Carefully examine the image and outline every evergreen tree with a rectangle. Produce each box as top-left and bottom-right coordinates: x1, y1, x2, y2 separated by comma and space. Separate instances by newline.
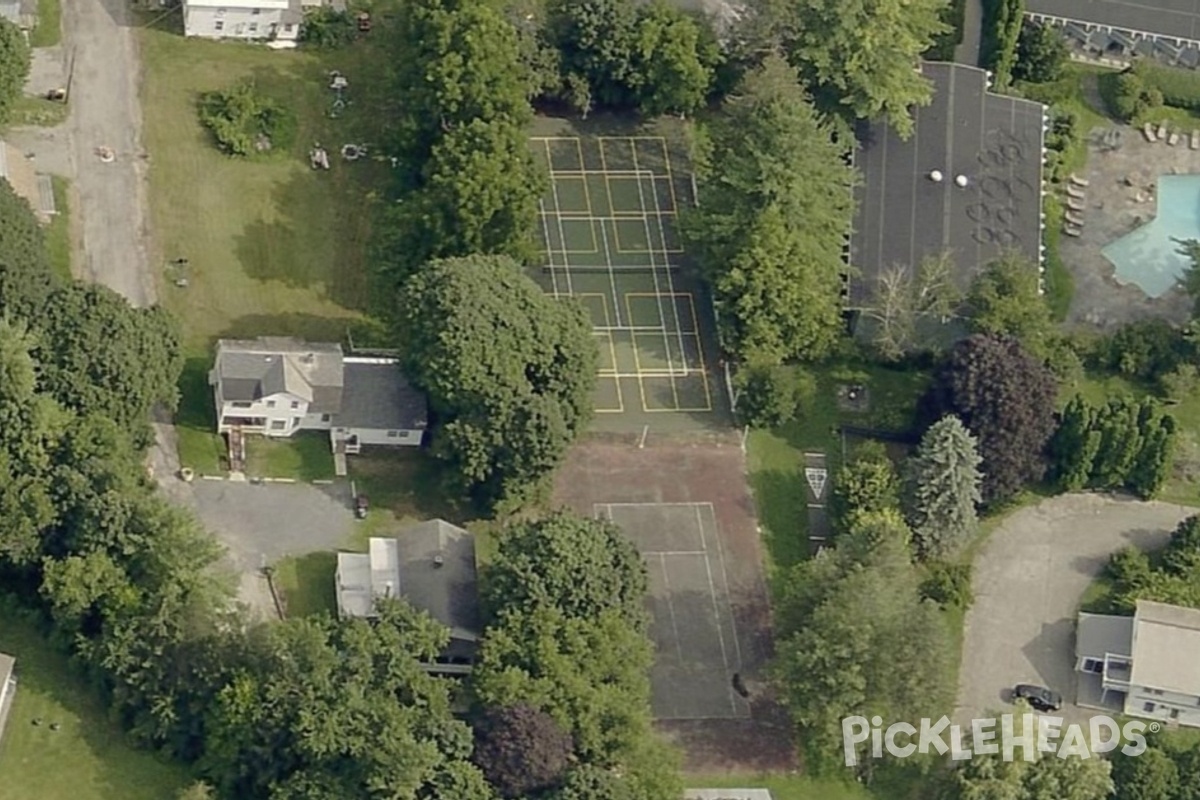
1048, 395, 1102, 491
1091, 397, 1146, 489
904, 415, 983, 560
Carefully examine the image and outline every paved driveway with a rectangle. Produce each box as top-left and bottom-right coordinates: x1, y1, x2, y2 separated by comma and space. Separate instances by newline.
956, 493, 1194, 726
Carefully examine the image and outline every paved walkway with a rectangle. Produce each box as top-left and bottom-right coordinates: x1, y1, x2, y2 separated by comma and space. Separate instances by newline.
63, 0, 155, 306
956, 494, 1194, 727
954, 0, 984, 67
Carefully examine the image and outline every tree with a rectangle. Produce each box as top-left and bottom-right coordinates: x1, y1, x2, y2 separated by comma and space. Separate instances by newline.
863, 252, 959, 361
394, 256, 595, 510
483, 511, 647, 627
0, 178, 58, 320
473, 704, 573, 798
1112, 745, 1179, 800
626, 1, 715, 116
734, 364, 812, 428
981, 0, 1024, 89
1178, 239, 1200, 318
34, 284, 183, 440
1013, 20, 1067, 84
966, 254, 1054, 356
764, 0, 948, 137
773, 534, 951, 767
1048, 395, 1103, 491
377, 0, 543, 283
923, 334, 1058, 503
0, 18, 29, 125
681, 55, 854, 363
197, 82, 296, 157
1022, 752, 1113, 800
904, 415, 982, 560
829, 441, 901, 536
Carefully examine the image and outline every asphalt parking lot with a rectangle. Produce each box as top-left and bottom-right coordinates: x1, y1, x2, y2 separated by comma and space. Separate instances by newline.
956, 493, 1193, 726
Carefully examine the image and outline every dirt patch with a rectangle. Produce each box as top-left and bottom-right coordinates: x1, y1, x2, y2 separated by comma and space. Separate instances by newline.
553, 435, 798, 773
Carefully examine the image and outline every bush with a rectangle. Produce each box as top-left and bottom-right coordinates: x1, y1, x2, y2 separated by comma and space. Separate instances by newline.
1135, 60, 1200, 112
980, 0, 1023, 88
735, 365, 813, 428
197, 81, 296, 157
925, 0, 967, 61
1092, 319, 1185, 382
1110, 69, 1164, 121
299, 7, 356, 49
1161, 363, 1200, 403
920, 561, 974, 610
1013, 20, 1067, 84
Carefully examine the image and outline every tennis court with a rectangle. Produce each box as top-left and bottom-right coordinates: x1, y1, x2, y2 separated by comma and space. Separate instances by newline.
596, 501, 750, 720
532, 135, 726, 424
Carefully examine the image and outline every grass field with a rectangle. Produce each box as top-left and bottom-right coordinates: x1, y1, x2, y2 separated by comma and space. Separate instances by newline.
46, 176, 71, 281
8, 95, 69, 127
273, 551, 338, 617
244, 432, 336, 480
29, 0, 61, 47
688, 773, 873, 800
0, 601, 192, 799
139, 29, 387, 354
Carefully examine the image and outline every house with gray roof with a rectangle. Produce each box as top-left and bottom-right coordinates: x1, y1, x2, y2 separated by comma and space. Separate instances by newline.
335, 520, 481, 672
209, 337, 427, 455
1076, 600, 1200, 727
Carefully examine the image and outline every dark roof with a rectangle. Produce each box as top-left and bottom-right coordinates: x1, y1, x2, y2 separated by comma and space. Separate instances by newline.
848, 62, 1045, 310
397, 520, 480, 639
1028, 0, 1200, 43
215, 338, 344, 412
337, 360, 428, 431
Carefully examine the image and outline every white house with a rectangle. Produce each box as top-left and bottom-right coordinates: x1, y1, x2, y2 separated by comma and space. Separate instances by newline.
336, 521, 481, 672
0, 652, 15, 743
182, 0, 302, 40
1076, 600, 1200, 728
209, 337, 427, 454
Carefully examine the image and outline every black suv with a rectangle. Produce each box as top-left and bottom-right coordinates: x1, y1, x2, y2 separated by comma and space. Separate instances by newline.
1012, 684, 1063, 712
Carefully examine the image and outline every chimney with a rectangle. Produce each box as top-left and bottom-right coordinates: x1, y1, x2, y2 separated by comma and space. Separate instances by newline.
955, 174, 969, 188
928, 169, 944, 182
433, 554, 445, 568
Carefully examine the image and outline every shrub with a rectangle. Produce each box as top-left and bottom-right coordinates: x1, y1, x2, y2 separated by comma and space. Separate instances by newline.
197, 81, 297, 157
1093, 319, 1184, 382
1135, 60, 1200, 112
925, 0, 967, 61
735, 364, 812, 428
920, 561, 974, 610
299, 7, 356, 49
1109, 68, 1164, 121
1161, 363, 1200, 403
980, 0, 1023, 88
1013, 20, 1067, 84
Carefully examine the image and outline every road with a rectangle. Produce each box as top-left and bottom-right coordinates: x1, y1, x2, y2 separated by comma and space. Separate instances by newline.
63, 0, 156, 306
955, 493, 1194, 727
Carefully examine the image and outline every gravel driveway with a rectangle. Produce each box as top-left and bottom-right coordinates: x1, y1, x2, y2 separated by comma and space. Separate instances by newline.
956, 493, 1194, 726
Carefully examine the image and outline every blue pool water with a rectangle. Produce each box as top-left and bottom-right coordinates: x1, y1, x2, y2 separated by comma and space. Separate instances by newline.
1102, 174, 1200, 298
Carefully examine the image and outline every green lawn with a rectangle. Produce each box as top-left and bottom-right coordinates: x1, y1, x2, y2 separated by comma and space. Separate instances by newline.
273, 551, 338, 618
46, 176, 71, 281
29, 0, 61, 47
746, 361, 930, 571
139, 30, 388, 353
7, 96, 68, 127
174, 356, 224, 474
244, 432, 336, 481
346, 450, 468, 545
0, 600, 192, 799
688, 773, 873, 800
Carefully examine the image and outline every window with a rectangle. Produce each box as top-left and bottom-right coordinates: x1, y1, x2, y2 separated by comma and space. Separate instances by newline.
266, 400, 276, 408
321, 413, 331, 422
291, 400, 300, 409
248, 22, 258, 33
386, 430, 400, 438
270, 420, 286, 430
215, 7, 226, 15
250, 6, 260, 13
1172, 709, 1181, 720
1149, 689, 1165, 696
283, 22, 293, 32
214, 20, 224, 31
1144, 702, 1157, 713
1083, 658, 1103, 674
231, 400, 251, 409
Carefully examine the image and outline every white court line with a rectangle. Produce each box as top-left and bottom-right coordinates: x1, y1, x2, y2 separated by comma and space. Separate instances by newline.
698, 518, 739, 716
640, 550, 709, 557
658, 553, 686, 663
698, 503, 745, 680
597, 501, 718, 509
637, 148, 688, 371
547, 167, 576, 296
538, 198, 560, 297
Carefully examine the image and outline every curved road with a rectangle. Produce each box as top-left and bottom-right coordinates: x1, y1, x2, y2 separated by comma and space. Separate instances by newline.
955, 493, 1195, 727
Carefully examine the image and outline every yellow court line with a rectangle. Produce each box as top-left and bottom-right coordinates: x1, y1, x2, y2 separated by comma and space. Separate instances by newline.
573, 137, 585, 176
598, 141, 617, 223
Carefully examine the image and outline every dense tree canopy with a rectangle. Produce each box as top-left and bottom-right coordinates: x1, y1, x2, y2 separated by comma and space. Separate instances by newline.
482, 511, 647, 625
773, 533, 951, 767
474, 513, 680, 800
545, 0, 718, 116
966, 255, 1054, 356
682, 55, 854, 363
34, 283, 183, 440
0, 179, 58, 319
394, 255, 595, 510
757, 0, 948, 137
923, 334, 1058, 503
829, 441, 901, 537
377, 0, 543, 282
472, 704, 573, 799
940, 732, 1114, 800
904, 415, 982, 560
0, 18, 29, 125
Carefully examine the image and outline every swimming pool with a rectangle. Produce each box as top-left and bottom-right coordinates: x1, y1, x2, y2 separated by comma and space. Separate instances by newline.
1102, 174, 1200, 298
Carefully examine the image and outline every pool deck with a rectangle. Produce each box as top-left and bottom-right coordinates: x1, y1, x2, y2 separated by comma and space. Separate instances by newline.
1059, 125, 1192, 330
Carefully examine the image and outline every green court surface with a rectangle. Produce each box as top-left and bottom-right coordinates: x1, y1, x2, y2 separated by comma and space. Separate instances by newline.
531, 135, 731, 430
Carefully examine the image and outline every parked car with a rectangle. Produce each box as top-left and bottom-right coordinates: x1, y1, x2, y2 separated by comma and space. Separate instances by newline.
1012, 684, 1063, 712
